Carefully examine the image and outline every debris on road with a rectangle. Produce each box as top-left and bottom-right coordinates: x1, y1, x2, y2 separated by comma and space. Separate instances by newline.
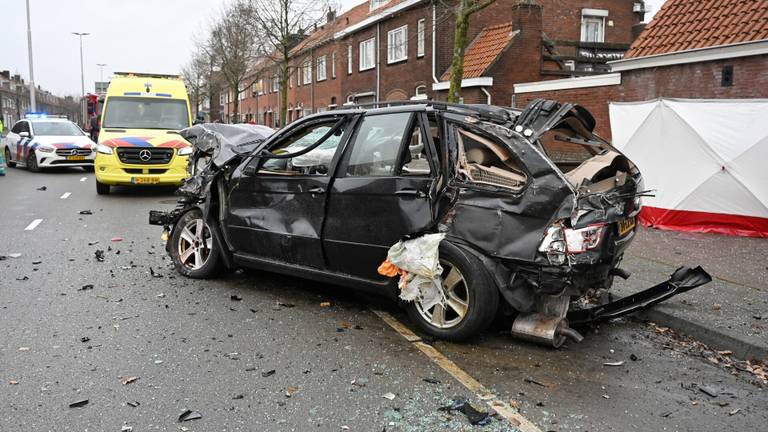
121, 425, 133, 432
261, 370, 275, 378
423, 377, 441, 384
730, 408, 741, 416
94, 250, 105, 262
80, 337, 90, 343
439, 398, 492, 426
630, 354, 639, 361
9, 380, 19, 385
111, 236, 123, 242
320, 301, 331, 307
382, 392, 396, 400
79, 284, 94, 291
68, 399, 89, 408
524, 377, 552, 388
230, 294, 242, 301
126, 401, 140, 408
178, 409, 202, 422
603, 361, 625, 367
36, 186, 47, 191
285, 386, 299, 398
121, 376, 139, 385
79, 210, 93, 215
8, 253, 22, 258
15, 276, 28, 281
699, 386, 718, 398
32, 260, 41, 265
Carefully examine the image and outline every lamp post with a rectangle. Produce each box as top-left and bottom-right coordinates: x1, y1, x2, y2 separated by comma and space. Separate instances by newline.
96, 63, 107, 82
25, 0, 36, 111
72, 32, 90, 96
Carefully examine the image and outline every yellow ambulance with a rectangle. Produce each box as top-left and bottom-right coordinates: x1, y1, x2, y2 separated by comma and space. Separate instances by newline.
94, 72, 193, 194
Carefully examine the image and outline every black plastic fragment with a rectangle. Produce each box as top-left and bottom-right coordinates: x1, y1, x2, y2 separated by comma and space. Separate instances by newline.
94, 250, 105, 262
439, 398, 491, 426
231, 295, 242, 301
261, 370, 276, 378
79, 284, 94, 291
178, 409, 202, 422
79, 210, 93, 215
36, 186, 47, 191
69, 399, 89, 408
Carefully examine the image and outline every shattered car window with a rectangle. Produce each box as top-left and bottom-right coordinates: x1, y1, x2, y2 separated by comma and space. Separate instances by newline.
260, 120, 346, 176
455, 127, 527, 191
346, 112, 411, 177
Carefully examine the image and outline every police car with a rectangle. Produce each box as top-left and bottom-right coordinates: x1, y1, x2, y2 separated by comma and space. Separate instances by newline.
2, 114, 96, 172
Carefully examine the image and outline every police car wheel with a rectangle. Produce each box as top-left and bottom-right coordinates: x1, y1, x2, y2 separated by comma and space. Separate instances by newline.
27, 151, 40, 172
4, 148, 15, 168
83, 166, 94, 172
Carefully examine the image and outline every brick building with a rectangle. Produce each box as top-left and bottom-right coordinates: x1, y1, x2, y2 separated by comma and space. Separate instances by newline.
0, 70, 80, 128
514, 0, 768, 138
227, 0, 646, 124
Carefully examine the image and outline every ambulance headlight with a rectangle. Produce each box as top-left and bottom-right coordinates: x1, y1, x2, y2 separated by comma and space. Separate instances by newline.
177, 146, 193, 156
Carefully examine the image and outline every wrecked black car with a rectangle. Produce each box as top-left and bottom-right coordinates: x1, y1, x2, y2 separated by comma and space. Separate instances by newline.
151, 100, 710, 346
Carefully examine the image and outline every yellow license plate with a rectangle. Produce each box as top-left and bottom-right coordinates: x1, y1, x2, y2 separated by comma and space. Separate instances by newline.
132, 176, 160, 185
66, 155, 85, 160
618, 217, 636, 237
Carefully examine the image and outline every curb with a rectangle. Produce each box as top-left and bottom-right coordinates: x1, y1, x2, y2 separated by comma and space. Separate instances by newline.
633, 306, 768, 361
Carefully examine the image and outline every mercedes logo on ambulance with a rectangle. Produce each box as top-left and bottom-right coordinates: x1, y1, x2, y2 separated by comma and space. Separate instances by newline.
139, 149, 152, 162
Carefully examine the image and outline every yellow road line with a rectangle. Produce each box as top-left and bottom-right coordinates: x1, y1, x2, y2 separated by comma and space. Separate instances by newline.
372, 309, 542, 432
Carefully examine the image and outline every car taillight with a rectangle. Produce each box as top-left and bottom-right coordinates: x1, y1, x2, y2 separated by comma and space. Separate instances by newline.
539, 223, 606, 265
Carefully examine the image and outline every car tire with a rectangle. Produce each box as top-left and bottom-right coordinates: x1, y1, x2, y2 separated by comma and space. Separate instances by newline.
403, 241, 499, 341
5, 148, 16, 168
95, 180, 110, 195
169, 209, 222, 279
27, 150, 40, 172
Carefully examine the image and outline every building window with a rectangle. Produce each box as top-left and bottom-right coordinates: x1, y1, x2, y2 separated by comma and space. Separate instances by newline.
387, 25, 408, 64
411, 85, 427, 100
581, 9, 607, 43
359, 38, 375, 71
331, 52, 336, 78
370, 0, 389, 10
347, 45, 353, 74
272, 75, 279, 92
417, 19, 425, 57
722, 65, 734, 87
317, 55, 327, 81
259, 79, 265, 95
302, 60, 312, 84
220, 94, 225, 105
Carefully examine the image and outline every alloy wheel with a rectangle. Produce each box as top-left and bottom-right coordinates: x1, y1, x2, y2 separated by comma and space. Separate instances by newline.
415, 260, 470, 329
177, 218, 214, 270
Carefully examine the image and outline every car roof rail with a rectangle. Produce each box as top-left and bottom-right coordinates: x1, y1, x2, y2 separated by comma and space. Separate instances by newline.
342, 100, 518, 124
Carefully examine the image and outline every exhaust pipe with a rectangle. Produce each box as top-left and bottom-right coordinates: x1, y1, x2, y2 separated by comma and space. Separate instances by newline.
511, 313, 584, 348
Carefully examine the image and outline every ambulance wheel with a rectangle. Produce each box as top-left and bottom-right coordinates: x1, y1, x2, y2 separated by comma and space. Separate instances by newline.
27, 151, 40, 172
4, 148, 15, 168
96, 180, 110, 195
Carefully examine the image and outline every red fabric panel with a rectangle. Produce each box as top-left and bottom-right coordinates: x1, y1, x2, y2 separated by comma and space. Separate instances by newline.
639, 206, 768, 238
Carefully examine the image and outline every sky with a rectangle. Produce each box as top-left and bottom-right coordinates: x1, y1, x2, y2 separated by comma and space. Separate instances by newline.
3, 0, 665, 98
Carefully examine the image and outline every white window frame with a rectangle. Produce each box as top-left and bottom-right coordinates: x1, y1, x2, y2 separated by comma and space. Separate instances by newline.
331, 52, 336, 78
387, 25, 408, 64
369, 0, 389, 11
259, 79, 265, 95
316, 55, 327, 81
417, 19, 426, 58
581, 16, 605, 43
347, 45, 353, 74
302, 60, 312, 85
272, 75, 279, 92
359, 37, 376, 71
219, 94, 225, 105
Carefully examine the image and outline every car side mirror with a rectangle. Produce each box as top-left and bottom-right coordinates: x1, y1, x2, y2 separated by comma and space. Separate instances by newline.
19, 131, 30, 138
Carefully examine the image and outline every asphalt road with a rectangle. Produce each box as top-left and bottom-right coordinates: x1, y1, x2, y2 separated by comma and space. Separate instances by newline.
1, 167, 766, 431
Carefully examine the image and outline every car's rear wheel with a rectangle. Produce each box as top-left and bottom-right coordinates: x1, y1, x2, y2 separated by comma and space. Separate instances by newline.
27, 150, 40, 172
95, 180, 110, 195
169, 209, 222, 278
404, 242, 499, 341
5, 148, 16, 168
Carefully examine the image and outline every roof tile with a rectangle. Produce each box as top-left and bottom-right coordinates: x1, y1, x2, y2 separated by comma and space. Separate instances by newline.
626, 0, 768, 58
440, 22, 517, 81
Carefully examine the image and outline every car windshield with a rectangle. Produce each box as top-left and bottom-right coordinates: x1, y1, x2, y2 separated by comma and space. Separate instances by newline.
102, 97, 189, 130
32, 121, 83, 136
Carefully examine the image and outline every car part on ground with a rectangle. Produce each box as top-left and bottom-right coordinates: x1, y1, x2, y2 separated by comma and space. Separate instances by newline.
149, 100, 711, 345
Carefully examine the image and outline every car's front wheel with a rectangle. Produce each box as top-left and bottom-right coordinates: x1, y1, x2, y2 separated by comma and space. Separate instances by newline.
27, 150, 40, 172
95, 180, 110, 195
169, 209, 222, 278
404, 242, 499, 341
5, 148, 16, 168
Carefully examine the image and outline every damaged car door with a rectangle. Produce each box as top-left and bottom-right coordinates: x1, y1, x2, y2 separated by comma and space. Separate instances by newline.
323, 111, 439, 280
225, 116, 352, 267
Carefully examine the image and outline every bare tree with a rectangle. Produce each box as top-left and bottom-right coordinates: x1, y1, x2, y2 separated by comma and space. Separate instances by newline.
181, 50, 209, 119
207, 0, 261, 122
249, 0, 328, 127
447, 0, 496, 103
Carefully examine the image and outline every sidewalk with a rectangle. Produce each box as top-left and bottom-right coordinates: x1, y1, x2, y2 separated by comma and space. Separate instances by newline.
613, 226, 768, 360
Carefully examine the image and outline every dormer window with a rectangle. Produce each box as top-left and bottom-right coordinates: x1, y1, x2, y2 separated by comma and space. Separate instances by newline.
370, 0, 389, 11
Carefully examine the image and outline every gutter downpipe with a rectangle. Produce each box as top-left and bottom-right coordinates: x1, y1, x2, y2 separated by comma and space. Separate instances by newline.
432, 4, 438, 84
376, 23, 381, 104
481, 87, 491, 105
311, 48, 315, 112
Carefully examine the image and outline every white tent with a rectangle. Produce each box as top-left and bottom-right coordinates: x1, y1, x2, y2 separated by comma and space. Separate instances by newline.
609, 98, 768, 238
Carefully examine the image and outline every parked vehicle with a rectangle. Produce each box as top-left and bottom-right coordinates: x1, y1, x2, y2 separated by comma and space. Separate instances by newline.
150, 100, 711, 345
2, 115, 96, 171
94, 72, 193, 195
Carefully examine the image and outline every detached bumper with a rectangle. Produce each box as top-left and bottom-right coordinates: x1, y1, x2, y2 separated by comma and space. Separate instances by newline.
94, 152, 188, 186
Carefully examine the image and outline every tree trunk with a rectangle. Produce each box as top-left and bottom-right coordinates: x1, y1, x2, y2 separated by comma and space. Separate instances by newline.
232, 84, 240, 123
448, 6, 470, 103
280, 72, 288, 128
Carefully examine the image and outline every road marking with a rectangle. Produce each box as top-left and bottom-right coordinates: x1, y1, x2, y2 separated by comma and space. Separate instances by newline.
24, 219, 43, 231
80, 177, 87, 182
60, 192, 71, 199
372, 309, 542, 432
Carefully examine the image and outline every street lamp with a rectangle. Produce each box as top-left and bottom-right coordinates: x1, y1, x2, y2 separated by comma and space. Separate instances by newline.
96, 63, 107, 82
25, 0, 36, 111
72, 32, 90, 96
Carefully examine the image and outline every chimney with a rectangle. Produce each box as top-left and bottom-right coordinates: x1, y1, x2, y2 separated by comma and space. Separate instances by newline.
327, 7, 336, 23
